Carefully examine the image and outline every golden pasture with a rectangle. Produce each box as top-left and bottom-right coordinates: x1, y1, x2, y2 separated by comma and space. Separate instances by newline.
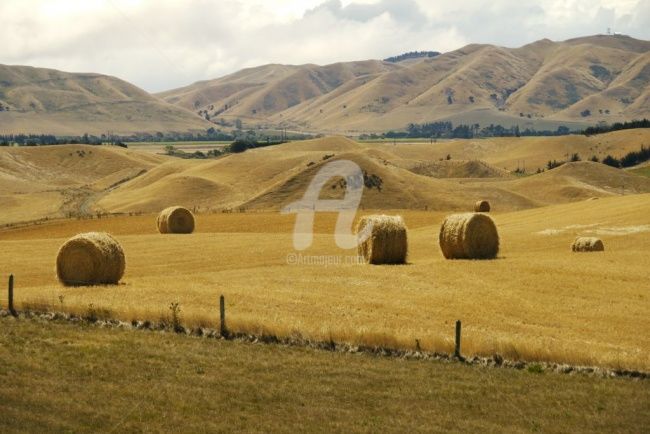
1, 194, 648, 370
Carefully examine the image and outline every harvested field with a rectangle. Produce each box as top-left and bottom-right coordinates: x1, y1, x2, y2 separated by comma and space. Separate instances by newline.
1, 194, 648, 370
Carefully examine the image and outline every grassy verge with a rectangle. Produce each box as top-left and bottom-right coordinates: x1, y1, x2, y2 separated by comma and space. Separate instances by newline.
0, 317, 648, 433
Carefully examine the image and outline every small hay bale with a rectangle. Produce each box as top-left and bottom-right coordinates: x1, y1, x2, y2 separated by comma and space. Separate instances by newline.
356, 215, 408, 264
157, 206, 195, 234
56, 232, 125, 286
572, 237, 604, 252
474, 200, 491, 212
439, 213, 499, 259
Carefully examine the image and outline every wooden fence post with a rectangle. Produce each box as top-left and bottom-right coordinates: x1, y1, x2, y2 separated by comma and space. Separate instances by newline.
219, 295, 227, 337
454, 320, 461, 359
8, 274, 17, 317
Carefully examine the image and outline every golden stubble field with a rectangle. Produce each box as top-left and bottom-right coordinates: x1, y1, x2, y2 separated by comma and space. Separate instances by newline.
1, 194, 648, 370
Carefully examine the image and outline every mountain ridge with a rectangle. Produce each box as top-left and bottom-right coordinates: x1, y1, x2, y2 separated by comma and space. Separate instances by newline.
1, 34, 648, 135
159, 34, 650, 134
0, 64, 212, 135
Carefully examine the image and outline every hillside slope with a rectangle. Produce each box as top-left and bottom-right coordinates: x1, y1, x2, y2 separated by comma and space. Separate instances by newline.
382, 128, 650, 173
96, 134, 650, 214
0, 144, 163, 224
2, 132, 650, 225
0, 65, 212, 135
159, 35, 650, 133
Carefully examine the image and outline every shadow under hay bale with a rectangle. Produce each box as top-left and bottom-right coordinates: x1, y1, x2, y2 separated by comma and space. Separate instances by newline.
56, 232, 125, 286
157, 206, 195, 234
357, 215, 408, 264
572, 237, 604, 252
439, 213, 499, 259
474, 200, 491, 212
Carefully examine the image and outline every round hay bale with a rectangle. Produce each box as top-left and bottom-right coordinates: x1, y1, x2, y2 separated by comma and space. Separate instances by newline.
474, 200, 491, 212
157, 206, 195, 234
439, 213, 499, 259
572, 237, 604, 252
56, 232, 125, 286
356, 215, 408, 264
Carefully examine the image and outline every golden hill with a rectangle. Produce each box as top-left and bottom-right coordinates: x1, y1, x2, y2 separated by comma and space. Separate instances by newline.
157, 61, 399, 121
407, 160, 512, 179
382, 128, 650, 172
0, 144, 162, 224
159, 35, 650, 133
0, 64, 212, 135
501, 161, 650, 203
2, 131, 649, 225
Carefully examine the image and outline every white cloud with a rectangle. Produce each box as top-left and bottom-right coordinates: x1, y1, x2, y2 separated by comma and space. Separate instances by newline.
0, 0, 648, 92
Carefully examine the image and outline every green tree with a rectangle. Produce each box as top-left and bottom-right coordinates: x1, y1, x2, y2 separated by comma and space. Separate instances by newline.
602, 155, 620, 168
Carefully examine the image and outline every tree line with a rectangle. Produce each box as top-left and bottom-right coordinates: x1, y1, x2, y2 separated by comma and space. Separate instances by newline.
361, 122, 573, 139
383, 51, 440, 63
582, 119, 650, 136
540, 145, 650, 172
599, 145, 650, 169
0, 134, 125, 147
0, 127, 311, 147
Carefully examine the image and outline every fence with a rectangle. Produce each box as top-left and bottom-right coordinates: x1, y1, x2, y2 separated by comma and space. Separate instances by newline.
3, 274, 465, 358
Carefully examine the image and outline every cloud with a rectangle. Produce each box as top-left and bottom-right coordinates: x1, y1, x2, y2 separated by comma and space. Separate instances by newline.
306, 0, 427, 26
0, 0, 648, 92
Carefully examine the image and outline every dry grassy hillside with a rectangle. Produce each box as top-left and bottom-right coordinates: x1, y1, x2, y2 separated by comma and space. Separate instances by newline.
159, 35, 650, 133
87, 136, 591, 213
384, 128, 650, 172
157, 61, 398, 121
2, 132, 650, 224
0, 64, 212, 135
499, 161, 650, 203
406, 160, 512, 179
0, 144, 163, 224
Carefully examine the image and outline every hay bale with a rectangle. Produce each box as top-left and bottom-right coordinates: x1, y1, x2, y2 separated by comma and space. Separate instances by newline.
356, 215, 408, 264
572, 237, 604, 252
439, 213, 499, 259
157, 206, 195, 234
56, 232, 125, 286
474, 200, 491, 212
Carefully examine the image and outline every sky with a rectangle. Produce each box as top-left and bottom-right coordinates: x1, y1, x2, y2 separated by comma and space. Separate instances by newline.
1, 0, 649, 92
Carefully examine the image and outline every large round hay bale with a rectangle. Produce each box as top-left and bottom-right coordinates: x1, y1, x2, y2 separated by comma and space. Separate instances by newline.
474, 200, 491, 212
157, 206, 195, 234
572, 237, 604, 252
56, 232, 125, 286
356, 215, 408, 264
439, 213, 499, 259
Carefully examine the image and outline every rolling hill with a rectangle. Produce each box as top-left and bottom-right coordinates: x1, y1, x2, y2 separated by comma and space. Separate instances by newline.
2, 130, 650, 225
159, 35, 650, 134
0, 144, 163, 223
0, 65, 212, 135
1, 34, 647, 136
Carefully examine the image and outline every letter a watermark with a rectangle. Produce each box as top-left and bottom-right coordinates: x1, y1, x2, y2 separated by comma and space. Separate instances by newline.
282, 160, 372, 251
